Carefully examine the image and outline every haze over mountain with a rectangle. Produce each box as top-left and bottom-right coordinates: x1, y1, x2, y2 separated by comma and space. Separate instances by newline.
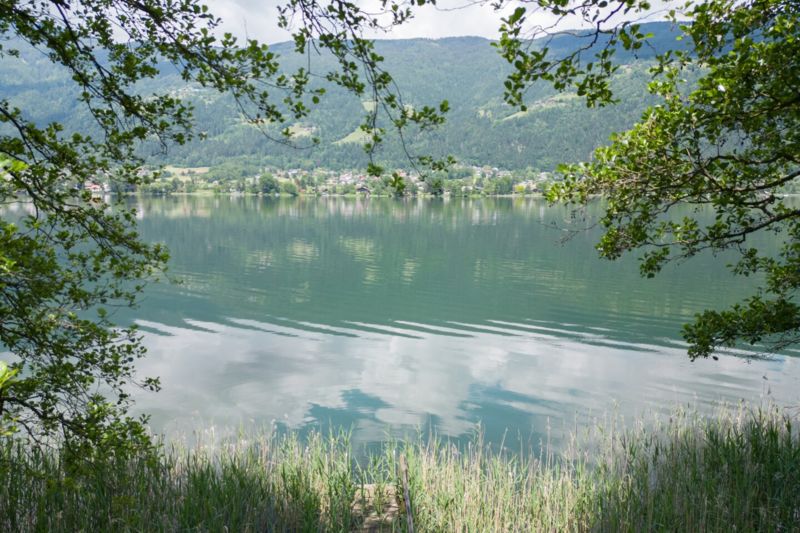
1, 22, 688, 171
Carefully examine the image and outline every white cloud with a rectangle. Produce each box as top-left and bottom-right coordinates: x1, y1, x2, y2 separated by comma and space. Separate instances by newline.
207, 0, 290, 43
207, 0, 509, 44
206, 0, 678, 44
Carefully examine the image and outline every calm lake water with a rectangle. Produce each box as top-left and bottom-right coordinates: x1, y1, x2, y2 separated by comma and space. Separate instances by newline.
127, 196, 800, 449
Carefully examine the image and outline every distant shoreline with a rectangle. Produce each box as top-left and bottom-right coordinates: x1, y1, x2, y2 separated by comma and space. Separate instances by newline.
131, 191, 549, 199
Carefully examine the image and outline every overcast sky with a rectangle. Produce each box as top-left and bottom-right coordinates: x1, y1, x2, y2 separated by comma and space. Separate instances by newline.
209, 0, 510, 43
209, 0, 675, 45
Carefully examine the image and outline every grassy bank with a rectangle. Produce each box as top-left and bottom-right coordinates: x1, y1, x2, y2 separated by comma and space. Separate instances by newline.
2, 404, 799, 532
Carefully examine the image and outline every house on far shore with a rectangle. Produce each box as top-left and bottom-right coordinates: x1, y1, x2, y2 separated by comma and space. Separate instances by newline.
84, 181, 105, 194
355, 184, 371, 195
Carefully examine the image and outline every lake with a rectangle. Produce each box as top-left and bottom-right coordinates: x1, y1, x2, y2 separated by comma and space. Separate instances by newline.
127, 195, 800, 449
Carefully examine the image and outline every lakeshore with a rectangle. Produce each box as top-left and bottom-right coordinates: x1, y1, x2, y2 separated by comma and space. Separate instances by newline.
3, 402, 798, 531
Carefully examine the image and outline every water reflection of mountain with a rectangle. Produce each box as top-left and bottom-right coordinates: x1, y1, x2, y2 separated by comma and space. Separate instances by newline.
131, 196, 758, 346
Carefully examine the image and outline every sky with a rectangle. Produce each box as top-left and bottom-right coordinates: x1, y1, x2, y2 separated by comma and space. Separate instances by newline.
209, 0, 676, 45
210, 0, 515, 44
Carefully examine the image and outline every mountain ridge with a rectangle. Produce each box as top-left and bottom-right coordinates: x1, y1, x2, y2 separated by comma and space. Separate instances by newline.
0, 22, 688, 171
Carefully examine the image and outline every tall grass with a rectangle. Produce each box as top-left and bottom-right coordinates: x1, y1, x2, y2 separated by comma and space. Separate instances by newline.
1, 403, 799, 532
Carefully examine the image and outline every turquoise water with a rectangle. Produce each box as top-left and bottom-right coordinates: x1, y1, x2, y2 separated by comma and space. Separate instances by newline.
128, 196, 800, 448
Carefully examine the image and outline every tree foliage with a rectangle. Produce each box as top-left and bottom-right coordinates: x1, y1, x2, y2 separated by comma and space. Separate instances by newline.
260, 174, 280, 194
549, 0, 800, 357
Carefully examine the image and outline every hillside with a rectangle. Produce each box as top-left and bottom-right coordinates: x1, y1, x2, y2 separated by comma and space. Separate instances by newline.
0, 22, 688, 171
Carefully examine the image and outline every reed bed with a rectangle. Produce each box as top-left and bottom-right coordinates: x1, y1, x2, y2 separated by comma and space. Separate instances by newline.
1, 403, 799, 532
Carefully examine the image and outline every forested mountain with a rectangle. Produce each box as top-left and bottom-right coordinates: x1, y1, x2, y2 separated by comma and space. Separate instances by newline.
1, 22, 688, 171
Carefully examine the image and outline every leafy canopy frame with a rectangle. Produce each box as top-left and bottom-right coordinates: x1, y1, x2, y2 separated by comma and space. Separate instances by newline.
1, 0, 797, 453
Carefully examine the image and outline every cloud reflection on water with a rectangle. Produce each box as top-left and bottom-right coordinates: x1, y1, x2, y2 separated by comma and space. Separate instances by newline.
134, 316, 800, 447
